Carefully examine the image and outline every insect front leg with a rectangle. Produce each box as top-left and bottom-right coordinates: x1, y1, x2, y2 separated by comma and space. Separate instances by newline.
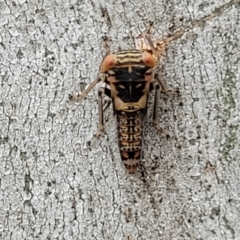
69, 77, 102, 101
69, 39, 111, 102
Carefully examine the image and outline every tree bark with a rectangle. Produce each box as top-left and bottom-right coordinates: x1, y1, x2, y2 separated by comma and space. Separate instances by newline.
0, 0, 240, 239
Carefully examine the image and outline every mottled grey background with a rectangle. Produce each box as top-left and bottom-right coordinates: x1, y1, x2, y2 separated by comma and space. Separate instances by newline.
0, 0, 240, 239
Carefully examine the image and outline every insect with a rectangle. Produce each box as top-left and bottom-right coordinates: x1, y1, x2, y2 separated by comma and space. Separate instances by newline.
69, 24, 176, 174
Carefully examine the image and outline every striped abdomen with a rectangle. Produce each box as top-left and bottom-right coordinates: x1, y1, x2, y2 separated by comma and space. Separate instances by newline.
117, 110, 143, 174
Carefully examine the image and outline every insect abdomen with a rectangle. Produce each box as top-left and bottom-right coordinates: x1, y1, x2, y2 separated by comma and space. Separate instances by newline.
117, 110, 143, 174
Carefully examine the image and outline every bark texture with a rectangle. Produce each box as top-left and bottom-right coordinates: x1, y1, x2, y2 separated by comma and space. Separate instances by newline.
0, 0, 240, 239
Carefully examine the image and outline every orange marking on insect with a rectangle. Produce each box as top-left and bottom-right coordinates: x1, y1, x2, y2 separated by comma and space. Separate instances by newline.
134, 151, 140, 158
142, 51, 158, 68
100, 54, 116, 72
122, 151, 129, 158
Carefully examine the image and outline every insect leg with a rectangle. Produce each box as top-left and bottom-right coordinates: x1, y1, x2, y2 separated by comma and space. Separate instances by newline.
151, 81, 170, 136
155, 73, 179, 95
143, 30, 159, 59
69, 36, 113, 102
96, 87, 111, 136
151, 82, 163, 130
87, 86, 111, 144
84, 86, 111, 146
135, 23, 173, 62
69, 77, 102, 101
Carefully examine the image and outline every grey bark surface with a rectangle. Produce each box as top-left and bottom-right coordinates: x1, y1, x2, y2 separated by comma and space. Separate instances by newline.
0, 0, 240, 239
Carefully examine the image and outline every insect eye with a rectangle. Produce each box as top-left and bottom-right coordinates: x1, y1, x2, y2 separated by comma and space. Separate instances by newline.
100, 54, 117, 72
142, 51, 158, 67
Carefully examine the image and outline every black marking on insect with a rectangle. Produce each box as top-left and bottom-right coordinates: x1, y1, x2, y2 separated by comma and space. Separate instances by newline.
69, 25, 177, 174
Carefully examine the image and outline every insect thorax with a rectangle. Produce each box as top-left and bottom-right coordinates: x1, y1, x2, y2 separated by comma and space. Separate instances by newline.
104, 49, 155, 113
